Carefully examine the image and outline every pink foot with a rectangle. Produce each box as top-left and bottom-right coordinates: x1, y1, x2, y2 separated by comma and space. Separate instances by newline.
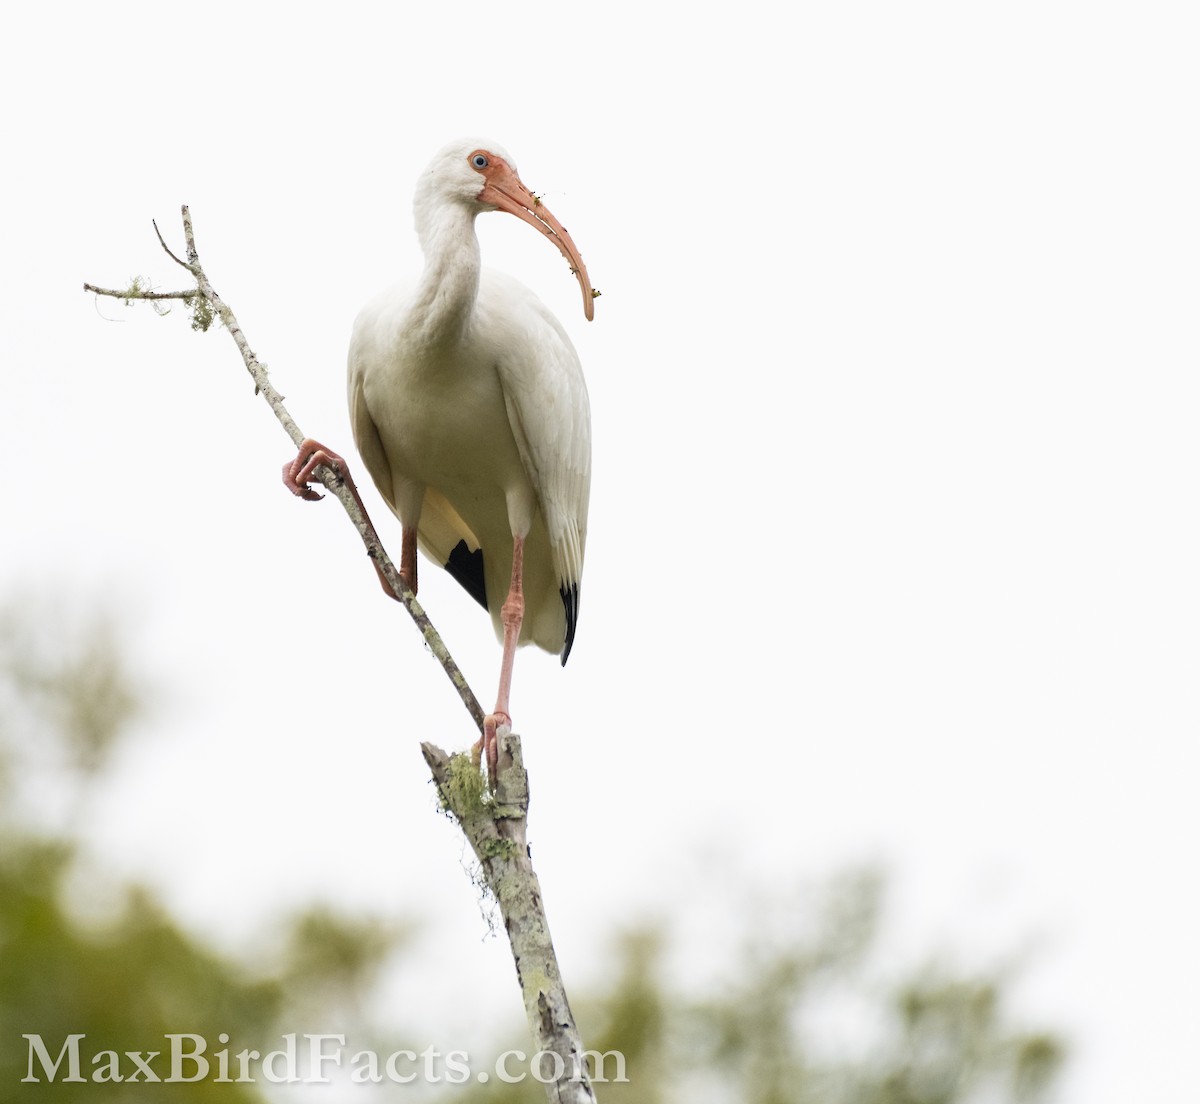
282, 438, 347, 501
479, 711, 512, 787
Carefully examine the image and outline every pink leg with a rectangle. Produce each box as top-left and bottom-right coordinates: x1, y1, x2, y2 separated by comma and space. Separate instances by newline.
478, 535, 525, 784
282, 438, 416, 597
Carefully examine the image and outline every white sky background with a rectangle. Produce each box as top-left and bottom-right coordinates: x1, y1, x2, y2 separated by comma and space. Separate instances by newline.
2, 1, 1198, 1100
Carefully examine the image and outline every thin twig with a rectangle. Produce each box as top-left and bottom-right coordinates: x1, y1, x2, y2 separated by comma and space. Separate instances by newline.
82, 284, 196, 301
153, 217, 191, 271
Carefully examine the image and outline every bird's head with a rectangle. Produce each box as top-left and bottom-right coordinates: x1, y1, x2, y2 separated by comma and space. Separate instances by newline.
417, 138, 597, 322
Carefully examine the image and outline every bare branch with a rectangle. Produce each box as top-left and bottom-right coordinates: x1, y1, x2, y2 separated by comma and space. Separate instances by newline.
424, 736, 596, 1104
82, 283, 196, 302
183, 205, 484, 727
84, 207, 484, 730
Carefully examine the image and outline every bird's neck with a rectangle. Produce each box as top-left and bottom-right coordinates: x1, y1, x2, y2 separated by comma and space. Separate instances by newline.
410, 201, 481, 345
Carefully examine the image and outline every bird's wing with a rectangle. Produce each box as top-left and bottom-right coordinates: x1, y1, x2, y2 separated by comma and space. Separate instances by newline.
350, 319, 492, 607
350, 360, 487, 606
348, 370, 397, 512
483, 273, 592, 599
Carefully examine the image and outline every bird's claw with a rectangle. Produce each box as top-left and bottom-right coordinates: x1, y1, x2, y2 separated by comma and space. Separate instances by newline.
283, 438, 345, 501
477, 712, 513, 789
282, 461, 324, 501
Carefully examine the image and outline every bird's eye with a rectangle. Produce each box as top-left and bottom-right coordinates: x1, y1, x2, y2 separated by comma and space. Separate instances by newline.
471, 153, 489, 170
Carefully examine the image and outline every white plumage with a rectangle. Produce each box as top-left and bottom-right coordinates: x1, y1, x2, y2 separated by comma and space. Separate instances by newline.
288, 138, 595, 773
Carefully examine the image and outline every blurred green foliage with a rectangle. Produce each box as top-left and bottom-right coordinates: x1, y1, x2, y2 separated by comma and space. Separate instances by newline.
0, 600, 408, 1101
0, 597, 1066, 1103
462, 872, 1063, 1104
0, 841, 279, 1102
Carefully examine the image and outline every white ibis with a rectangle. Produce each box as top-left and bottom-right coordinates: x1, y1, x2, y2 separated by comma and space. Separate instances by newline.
284, 139, 595, 778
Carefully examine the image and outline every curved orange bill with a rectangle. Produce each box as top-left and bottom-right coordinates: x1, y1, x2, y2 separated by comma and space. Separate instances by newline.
479, 161, 596, 321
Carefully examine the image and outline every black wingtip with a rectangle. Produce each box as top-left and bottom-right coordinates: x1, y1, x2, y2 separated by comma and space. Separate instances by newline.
444, 540, 488, 611
559, 582, 579, 666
